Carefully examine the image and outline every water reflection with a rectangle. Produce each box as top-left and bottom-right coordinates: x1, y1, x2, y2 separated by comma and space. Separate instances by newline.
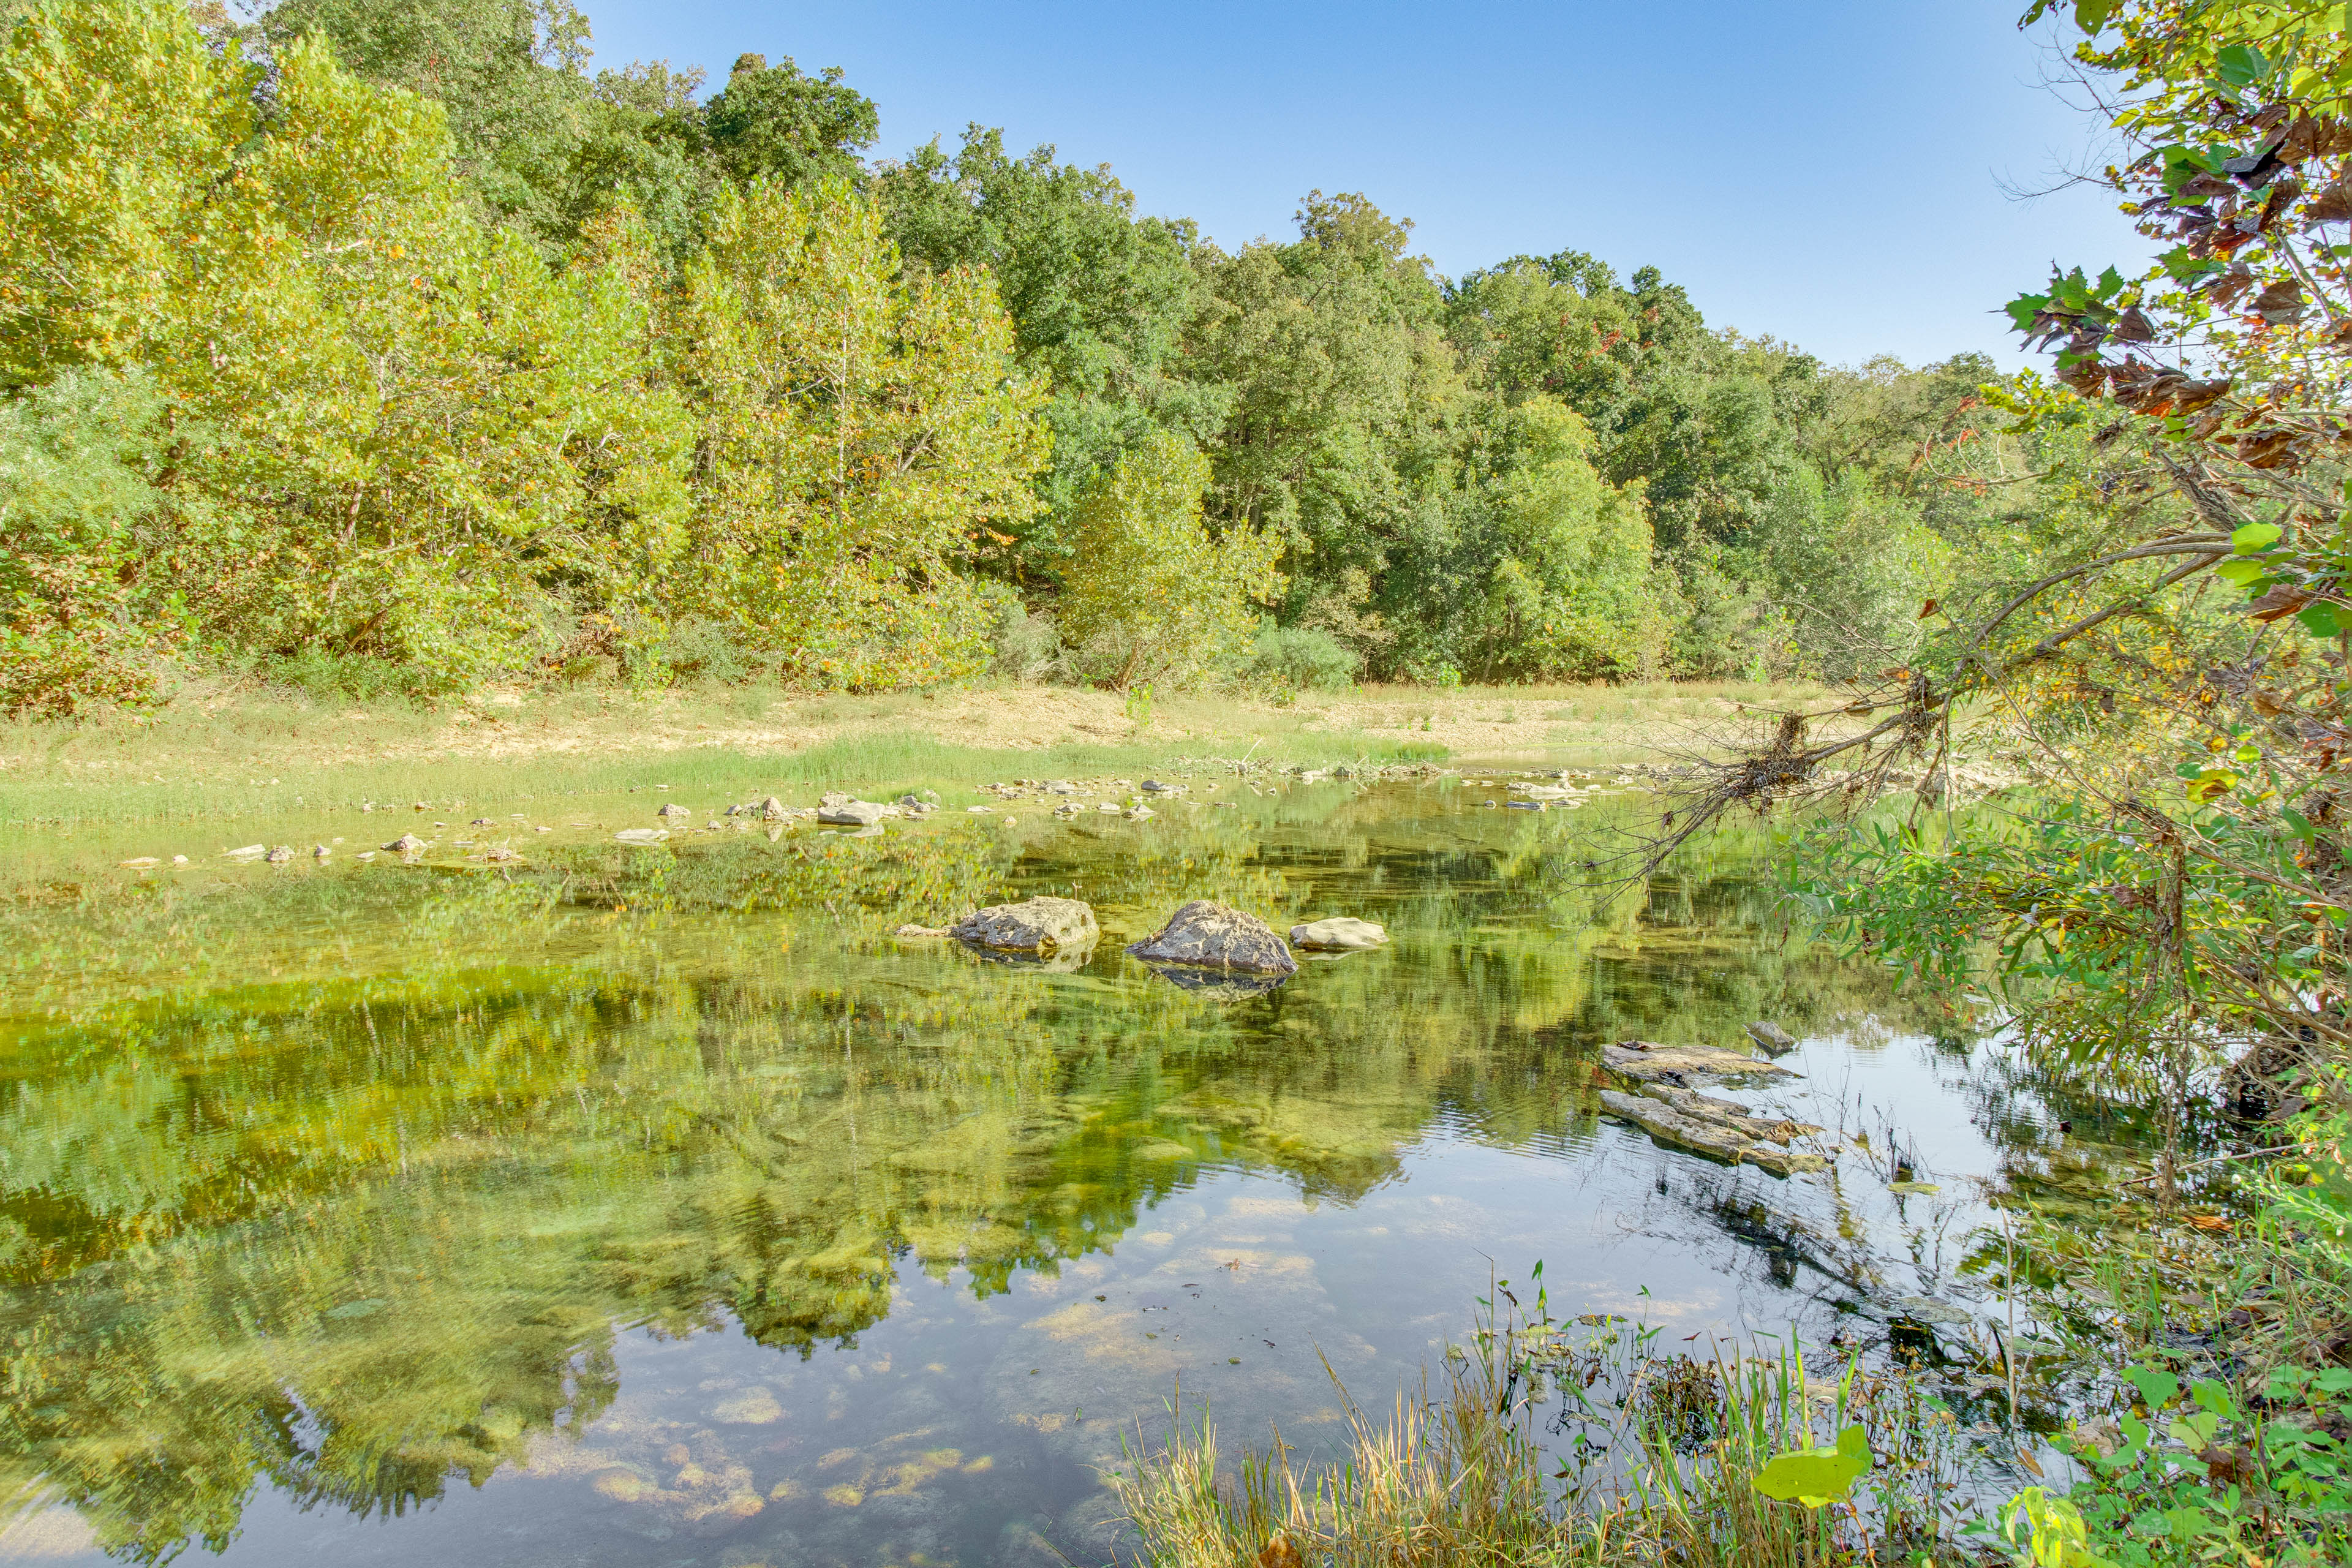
0, 782, 2029, 1566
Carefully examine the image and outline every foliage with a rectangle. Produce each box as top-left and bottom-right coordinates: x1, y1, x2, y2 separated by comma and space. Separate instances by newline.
878, 126, 1222, 579
0, 369, 190, 715
677, 175, 1047, 688
1059, 432, 1281, 687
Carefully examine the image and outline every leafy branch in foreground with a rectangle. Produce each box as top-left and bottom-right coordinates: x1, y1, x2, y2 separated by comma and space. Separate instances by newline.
1654, 0, 2352, 1131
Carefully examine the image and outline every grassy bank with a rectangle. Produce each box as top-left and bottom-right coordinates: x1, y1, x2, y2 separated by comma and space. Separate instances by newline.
0, 679, 1825, 867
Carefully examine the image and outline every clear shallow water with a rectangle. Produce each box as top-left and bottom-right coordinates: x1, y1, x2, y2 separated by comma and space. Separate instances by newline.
0, 778, 2091, 1567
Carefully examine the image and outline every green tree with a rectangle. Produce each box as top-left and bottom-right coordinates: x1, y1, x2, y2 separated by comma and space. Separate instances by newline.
261, 0, 594, 243
1059, 431, 1281, 686
676, 176, 1049, 689
878, 127, 1224, 582
702, 50, 878, 192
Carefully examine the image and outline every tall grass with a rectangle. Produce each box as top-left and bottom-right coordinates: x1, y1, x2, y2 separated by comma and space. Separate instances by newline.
1113, 1302, 1973, 1568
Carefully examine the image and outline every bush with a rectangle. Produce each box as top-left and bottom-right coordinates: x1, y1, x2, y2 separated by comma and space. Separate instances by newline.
1243, 622, 1357, 692
1060, 432, 1282, 688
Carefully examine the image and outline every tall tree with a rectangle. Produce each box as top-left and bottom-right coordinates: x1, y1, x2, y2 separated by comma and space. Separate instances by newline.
878, 127, 1221, 581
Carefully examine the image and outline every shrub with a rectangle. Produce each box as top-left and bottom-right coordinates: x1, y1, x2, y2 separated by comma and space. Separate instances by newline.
1243, 623, 1357, 693
1060, 432, 1282, 689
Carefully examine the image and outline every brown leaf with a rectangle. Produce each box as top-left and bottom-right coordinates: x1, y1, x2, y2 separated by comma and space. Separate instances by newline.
2305, 182, 2352, 224
2111, 306, 2156, 342
2173, 377, 2234, 414
1918, 599, 1940, 619
2239, 429, 2305, 469
1256, 1534, 1303, 1568
2251, 279, 2306, 322
2247, 584, 2315, 623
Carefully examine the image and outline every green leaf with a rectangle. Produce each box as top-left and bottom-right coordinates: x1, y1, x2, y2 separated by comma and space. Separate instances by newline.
1752, 1423, 1871, 1507
2215, 43, 2271, 88
2283, 808, 2318, 842
2215, 557, 2266, 586
2298, 601, 2342, 638
2124, 1365, 2180, 1408
2073, 0, 2117, 34
2231, 522, 2283, 554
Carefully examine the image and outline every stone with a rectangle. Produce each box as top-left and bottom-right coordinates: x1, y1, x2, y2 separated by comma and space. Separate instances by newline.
225, 844, 267, 861
1893, 1295, 1972, 1327
1598, 1090, 1826, 1178
1127, 900, 1297, 976
119, 857, 160, 869
1746, 1020, 1799, 1055
614, 827, 669, 844
760, 796, 786, 821
172, 854, 187, 865
816, 799, 888, 826
1141, 779, 1174, 793
1046, 780, 1077, 794
819, 791, 853, 808
951, 896, 1099, 955
1513, 783, 1580, 801
263, 845, 293, 863
1289, 916, 1388, 951
311, 844, 331, 859
1602, 1039, 1795, 1086
1125, 805, 1154, 821
1096, 801, 1120, 813
382, 834, 426, 853
658, 802, 692, 818
893, 923, 951, 938
1635, 1081, 1817, 1146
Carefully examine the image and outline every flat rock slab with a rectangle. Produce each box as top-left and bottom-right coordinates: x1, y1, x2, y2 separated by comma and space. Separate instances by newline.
1637, 1082, 1819, 1147
1602, 1039, 1794, 1085
1746, 1020, 1800, 1054
1289, 917, 1387, 951
951, 896, 1099, 955
817, 800, 888, 826
1127, 900, 1297, 976
1599, 1090, 1826, 1178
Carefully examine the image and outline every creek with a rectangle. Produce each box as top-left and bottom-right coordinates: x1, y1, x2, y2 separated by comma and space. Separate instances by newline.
0, 774, 2135, 1566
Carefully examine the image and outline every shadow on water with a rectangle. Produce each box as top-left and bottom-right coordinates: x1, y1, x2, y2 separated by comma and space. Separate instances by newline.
0, 780, 2128, 1566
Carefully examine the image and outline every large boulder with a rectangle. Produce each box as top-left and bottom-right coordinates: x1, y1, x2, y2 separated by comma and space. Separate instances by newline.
951, 896, 1099, 954
818, 799, 888, 826
1127, 900, 1297, 976
1289, 916, 1387, 951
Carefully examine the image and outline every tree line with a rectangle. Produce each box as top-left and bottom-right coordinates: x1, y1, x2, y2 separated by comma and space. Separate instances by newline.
2, 0, 2021, 715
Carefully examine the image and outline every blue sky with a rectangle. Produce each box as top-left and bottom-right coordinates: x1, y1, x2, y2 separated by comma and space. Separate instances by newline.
585, 1, 2143, 370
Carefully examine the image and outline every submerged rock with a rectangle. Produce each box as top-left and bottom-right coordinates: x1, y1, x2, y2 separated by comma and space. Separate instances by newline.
1127, 900, 1297, 976
263, 845, 293, 864
817, 799, 888, 827
1289, 916, 1387, 951
1602, 1039, 1795, 1085
1598, 1089, 1826, 1178
1746, 1020, 1799, 1055
951, 896, 1099, 955
225, 843, 267, 861
382, 834, 426, 853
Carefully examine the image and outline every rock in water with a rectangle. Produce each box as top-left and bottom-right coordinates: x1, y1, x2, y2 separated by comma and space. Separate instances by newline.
1289, 917, 1388, 951
382, 834, 426, 853
1127, 900, 1297, 976
614, 827, 669, 844
263, 845, 293, 864
1746, 1020, 1799, 1055
1597, 1089, 1826, 1178
1602, 1039, 1794, 1085
951, 896, 1099, 954
817, 799, 888, 826
657, 802, 692, 818
760, 796, 786, 821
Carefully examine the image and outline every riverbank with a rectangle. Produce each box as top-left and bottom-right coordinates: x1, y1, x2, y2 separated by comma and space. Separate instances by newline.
0, 678, 1822, 857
